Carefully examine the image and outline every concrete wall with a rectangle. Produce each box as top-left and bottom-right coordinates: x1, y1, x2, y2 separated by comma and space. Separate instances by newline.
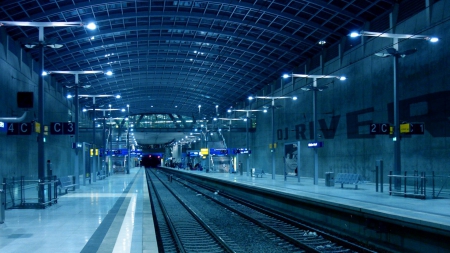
229, 1, 450, 185
0, 28, 100, 181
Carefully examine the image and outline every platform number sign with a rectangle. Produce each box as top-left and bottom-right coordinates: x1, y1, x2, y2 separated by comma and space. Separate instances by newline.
410, 123, 425, 134
50, 122, 76, 135
7, 122, 32, 135
370, 123, 390, 135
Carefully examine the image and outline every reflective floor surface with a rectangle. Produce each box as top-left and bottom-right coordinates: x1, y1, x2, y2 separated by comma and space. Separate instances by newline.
0, 167, 158, 253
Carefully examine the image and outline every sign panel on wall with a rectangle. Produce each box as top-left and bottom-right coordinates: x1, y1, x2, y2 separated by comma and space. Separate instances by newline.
307, 142, 323, 148
7, 122, 32, 135
50, 122, 76, 135
370, 123, 390, 135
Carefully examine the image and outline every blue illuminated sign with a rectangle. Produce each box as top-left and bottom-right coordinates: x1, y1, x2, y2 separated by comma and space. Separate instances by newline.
230, 148, 251, 154
210, 148, 228, 156
130, 151, 142, 156
0, 121, 6, 132
187, 150, 200, 157
308, 142, 323, 148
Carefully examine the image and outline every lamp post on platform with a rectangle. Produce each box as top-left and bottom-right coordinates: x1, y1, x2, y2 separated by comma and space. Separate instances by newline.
79, 93, 120, 181
283, 74, 346, 185
349, 30, 438, 189
126, 104, 130, 174
0, 21, 85, 204
85, 108, 121, 177
228, 109, 267, 176
48, 70, 105, 188
248, 96, 297, 179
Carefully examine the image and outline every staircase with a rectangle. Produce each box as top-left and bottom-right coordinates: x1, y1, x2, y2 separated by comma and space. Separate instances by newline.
208, 131, 232, 173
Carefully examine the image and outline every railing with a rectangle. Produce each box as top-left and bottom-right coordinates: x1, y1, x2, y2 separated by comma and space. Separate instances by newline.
388, 171, 450, 199
3, 176, 58, 209
219, 130, 227, 148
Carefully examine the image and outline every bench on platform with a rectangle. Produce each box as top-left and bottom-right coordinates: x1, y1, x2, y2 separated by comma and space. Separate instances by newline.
252, 169, 265, 178
335, 173, 361, 189
114, 166, 125, 174
58, 176, 76, 194
97, 170, 106, 180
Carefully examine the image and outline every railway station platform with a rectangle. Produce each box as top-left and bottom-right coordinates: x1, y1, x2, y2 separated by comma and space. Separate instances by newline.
173, 168, 450, 231
162, 167, 450, 252
2, 165, 449, 252
0, 167, 157, 253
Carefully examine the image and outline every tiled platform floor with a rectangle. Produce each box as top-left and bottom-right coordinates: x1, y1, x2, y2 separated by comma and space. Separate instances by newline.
0, 167, 157, 253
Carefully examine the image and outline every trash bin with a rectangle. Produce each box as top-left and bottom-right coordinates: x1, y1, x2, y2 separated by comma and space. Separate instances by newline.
0, 188, 5, 224
325, 172, 335, 187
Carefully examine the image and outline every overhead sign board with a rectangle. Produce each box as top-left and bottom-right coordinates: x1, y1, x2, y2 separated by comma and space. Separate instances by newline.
187, 150, 200, 157
200, 148, 209, 155
108, 149, 129, 156
210, 148, 228, 156
230, 148, 251, 154
90, 149, 99, 156
50, 122, 76, 135
130, 151, 142, 156
7, 122, 32, 135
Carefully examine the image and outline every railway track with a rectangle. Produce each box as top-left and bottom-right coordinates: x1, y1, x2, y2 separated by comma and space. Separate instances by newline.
146, 169, 233, 252
146, 168, 377, 252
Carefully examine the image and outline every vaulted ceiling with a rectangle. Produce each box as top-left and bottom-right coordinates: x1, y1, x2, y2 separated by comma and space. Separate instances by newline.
1, 0, 397, 121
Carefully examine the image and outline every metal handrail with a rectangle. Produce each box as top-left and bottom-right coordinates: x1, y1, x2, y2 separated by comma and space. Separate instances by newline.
3, 176, 58, 209
388, 171, 450, 199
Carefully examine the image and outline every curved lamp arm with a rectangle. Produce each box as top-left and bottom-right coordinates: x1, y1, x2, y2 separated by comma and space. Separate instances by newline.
0, 111, 27, 122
